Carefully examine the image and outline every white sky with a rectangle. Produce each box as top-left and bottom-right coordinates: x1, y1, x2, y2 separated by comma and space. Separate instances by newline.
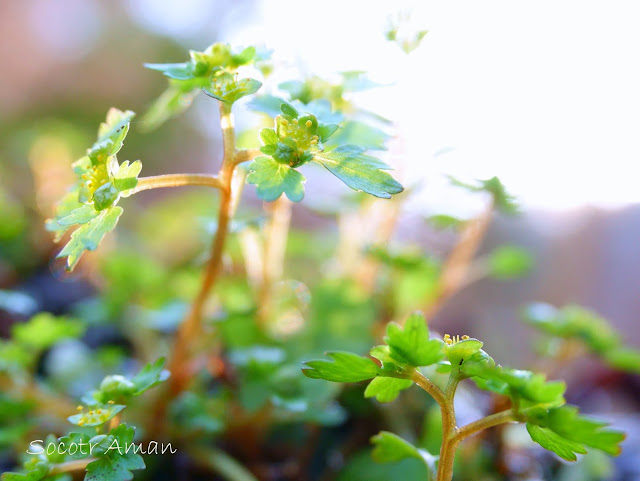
127, 0, 640, 212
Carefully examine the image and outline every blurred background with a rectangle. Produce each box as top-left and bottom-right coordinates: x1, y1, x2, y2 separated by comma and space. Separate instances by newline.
1, 1, 639, 480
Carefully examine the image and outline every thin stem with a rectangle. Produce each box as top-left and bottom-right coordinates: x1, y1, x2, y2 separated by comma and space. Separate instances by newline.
131, 173, 222, 194
234, 148, 262, 165
167, 102, 237, 395
437, 372, 460, 481
108, 413, 122, 431
451, 409, 517, 445
49, 458, 95, 475
257, 195, 292, 327
408, 370, 447, 407
424, 200, 494, 320
190, 447, 258, 481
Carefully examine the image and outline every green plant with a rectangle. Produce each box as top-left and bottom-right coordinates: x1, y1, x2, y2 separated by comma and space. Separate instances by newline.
1, 39, 636, 481
302, 312, 626, 480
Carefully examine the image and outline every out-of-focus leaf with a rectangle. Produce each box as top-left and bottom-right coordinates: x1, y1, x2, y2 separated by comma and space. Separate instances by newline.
488, 245, 533, 279
11, 313, 84, 351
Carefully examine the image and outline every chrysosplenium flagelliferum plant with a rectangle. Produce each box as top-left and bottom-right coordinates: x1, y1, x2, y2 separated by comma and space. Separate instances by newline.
2, 41, 635, 481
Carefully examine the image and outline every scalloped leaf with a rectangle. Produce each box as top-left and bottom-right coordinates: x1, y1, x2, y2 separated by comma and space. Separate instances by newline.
365, 377, 413, 403
313, 145, 403, 199
85, 424, 145, 481
57, 206, 123, 270
302, 351, 380, 382
130, 358, 170, 395
246, 156, 306, 202
371, 431, 436, 474
384, 313, 444, 367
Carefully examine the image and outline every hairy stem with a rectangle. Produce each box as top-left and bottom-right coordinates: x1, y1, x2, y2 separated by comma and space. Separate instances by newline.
451, 409, 517, 445
131, 173, 222, 194
167, 102, 237, 395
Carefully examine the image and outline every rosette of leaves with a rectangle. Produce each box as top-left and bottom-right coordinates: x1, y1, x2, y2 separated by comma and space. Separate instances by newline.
143, 43, 267, 129
247, 102, 403, 202
302, 312, 624, 471
46, 109, 141, 270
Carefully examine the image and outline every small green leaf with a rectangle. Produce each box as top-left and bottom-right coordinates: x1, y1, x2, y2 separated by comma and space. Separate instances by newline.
57, 206, 123, 270
144, 62, 194, 80
202, 76, 262, 104
445, 338, 483, 367
371, 431, 436, 474
365, 377, 413, 403
428, 214, 463, 230
526, 423, 587, 461
302, 351, 380, 382
522, 303, 622, 355
246, 156, 306, 202
372, 431, 425, 463
468, 364, 565, 405
259, 128, 278, 145
88, 108, 135, 162
93, 182, 120, 211
330, 120, 389, 150
68, 403, 126, 427
313, 145, 403, 199
98, 375, 136, 399
85, 424, 145, 481
280, 102, 299, 118
231, 46, 256, 66
317, 123, 340, 143
140, 83, 200, 131
46, 191, 84, 241
525, 405, 625, 457
57, 432, 92, 460
247, 94, 288, 117
1, 463, 49, 481
57, 204, 99, 227
130, 358, 170, 395
448, 175, 518, 214
11, 313, 84, 351
112, 160, 142, 196
488, 245, 533, 279
385, 313, 444, 367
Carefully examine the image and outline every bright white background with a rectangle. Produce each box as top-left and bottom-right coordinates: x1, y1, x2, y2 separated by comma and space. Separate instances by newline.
126, 0, 640, 212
